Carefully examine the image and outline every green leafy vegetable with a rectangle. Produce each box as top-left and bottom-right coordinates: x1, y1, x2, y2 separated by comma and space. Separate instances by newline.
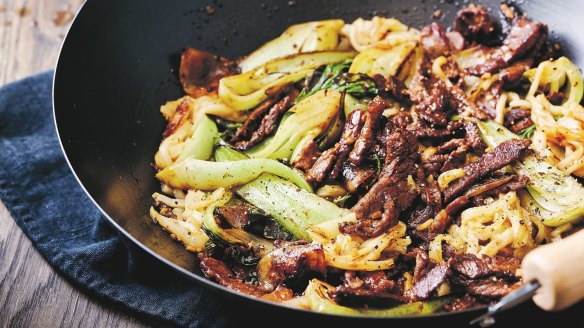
296, 60, 379, 103
176, 113, 218, 162
518, 125, 536, 140
476, 119, 584, 227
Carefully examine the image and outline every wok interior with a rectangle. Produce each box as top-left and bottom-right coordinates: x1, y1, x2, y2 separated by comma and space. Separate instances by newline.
53, 0, 584, 318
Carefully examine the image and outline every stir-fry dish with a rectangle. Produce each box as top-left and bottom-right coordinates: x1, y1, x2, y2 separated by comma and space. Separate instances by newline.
150, 4, 584, 315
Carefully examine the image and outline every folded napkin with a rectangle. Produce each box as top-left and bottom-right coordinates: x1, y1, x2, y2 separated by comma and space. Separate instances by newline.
0, 71, 232, 328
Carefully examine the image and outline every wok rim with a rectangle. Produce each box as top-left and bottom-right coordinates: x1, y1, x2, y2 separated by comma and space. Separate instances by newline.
51, 0, 490, 320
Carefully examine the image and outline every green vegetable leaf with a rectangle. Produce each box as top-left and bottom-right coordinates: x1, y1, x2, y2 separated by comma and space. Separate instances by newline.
518, 125, 536, 139
296, 60, 379, 103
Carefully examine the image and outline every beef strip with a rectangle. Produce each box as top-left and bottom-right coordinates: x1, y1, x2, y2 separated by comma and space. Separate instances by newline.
257, 241, 326, 290
373, 75, 411, 103
199, 254, 266, 297
453, 4, 499, 45
466, 279, 520, 299
504, 107, 533, 134
410, 248, 432, 282
342, 163, 376, 193
444, 294, 483, 312
341, 131, 419, 238
306, 110, 365, 183
499, 58, 533, 88
405, 262, 451, 301
163, 98, 191, 138
467, 17, 548, 75
293, 140, 322, 171
231, 97, 279, 143
180, 48, 239, 98
474, 80, 503, 119
466, 174, 530, 205
233, 90, 298, 150
452, 254, 520, 280
349, 96, 386, 165
408, 182, 442, 232
215, 202, 253, 229
421, 23, 458, 59
464, 121, 486, 154
408, 120, 464, 140
443, 138, 531, 202
332, 271, 408, 307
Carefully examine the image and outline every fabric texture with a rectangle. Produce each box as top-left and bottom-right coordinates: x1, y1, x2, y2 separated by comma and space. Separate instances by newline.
0, 71, 234, 328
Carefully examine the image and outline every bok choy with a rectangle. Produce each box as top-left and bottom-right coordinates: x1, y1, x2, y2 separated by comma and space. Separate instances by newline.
239, 20, 345, 73
476, 119, 584, 227
219, 51, 355, 110
349, 41, 418, 77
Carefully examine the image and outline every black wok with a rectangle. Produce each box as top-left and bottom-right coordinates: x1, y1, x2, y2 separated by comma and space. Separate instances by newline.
53, 0, 584, 325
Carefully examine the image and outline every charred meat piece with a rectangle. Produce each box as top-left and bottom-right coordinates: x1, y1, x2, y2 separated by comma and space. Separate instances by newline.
411, 77, 452, 128
257, 241, 326, 290
444, 294, 483, 312
466, 174, 529, 205
504, 107, 534, 134
199, 254, 266, 297
215, 202, 254, 229
467, 18, 548, 75
466, 279, 521, 299
421, 23, 459, 59
231, 97, 279, 143
373, 75, 411, 103
331, 271, 407, 307
342, 163, 376, 193
464, 121, 486, 154
180, 48, 239, 98
293, 140, 322, 171
453, 4, 499, 45
408, 182, 443, 231
163, 98, 191, 138
452, 253, 520, 280
341, 131, 419, 238
410, 248, 432, 282
474, 80, 503, 119
306, 110, 365, 183
499, 58, 533, 88
405, 262, 451, 301
443, 138, 531, 202
349, 96, 386, 165
233, 90, 298, 150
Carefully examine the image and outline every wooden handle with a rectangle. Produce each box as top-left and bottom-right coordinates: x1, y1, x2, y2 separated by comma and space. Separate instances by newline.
522, 229, 584, 311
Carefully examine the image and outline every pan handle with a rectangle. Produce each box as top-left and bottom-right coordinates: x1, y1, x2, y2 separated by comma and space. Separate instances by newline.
522, 229, 584, 311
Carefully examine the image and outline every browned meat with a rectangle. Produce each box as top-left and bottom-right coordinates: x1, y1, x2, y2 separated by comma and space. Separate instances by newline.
499, 58, 533, 87
470, 174, 530, 205
293, 140, 321, 171
408, 182, 443, 235
444, 294, 482, 312
504, 108, 533, 134
410, 248, 431, 282
233, 90, 298, 150
405, 262, 451, 301
372, 113, 413, 159
464, 121, 486, 154
257, 241, 326, 290
547, 92, 565, 105
341, 131, 419, 238
349, 96, 386, 165
474, 80, 503, 119
163, 98, 191, 138
443, 139, 531, 202
342, 163, 375, 193
332, 271, 407, 307
408, 120, 464, 140
306, 110, 365, 183
215, 202, 253, 229
449, 84, 488, 120
199, 254, 266, 297
453, 5, 499, 45
180, 48, 239, 98
412, 78, 451, 127
466, 279, 520, 299
373, 75, 411, 103
421, 23, 458, 59
231, 97, 279, 143
467, 18, 548, 75
452, 254, 520, 280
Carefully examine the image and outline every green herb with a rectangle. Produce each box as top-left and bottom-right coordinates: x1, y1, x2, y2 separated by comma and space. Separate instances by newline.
518, 125, 536, 139
296, 60, 378, 103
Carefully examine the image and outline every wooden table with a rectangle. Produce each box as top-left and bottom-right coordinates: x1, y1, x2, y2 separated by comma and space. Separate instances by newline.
0, 1, 151, 326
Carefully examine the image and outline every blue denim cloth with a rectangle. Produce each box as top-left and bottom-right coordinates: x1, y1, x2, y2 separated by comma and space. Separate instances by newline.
0, 71, 231, 328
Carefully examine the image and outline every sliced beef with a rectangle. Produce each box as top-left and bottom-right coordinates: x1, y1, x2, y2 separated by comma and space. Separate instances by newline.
453, 5, 499, 45
215, 202, 253, 229
163, 98, 191, 138
452, 254, 520, 280
331, 271, 408, 307
466, 279, 520, 299
474, 80, 503, 119
466, 174, 529, 205
231, 97, 279, 143
293, 140, 322, 171
306, 110, 365, 183
233, 90, 298, 150
443, 138, 531, 202
464, 121, 486, 154
405, 262, 451, 301
341, 131, 419, 238
180, 48, 239, 98
411, 78, 452, 127
444, 294, 483, 312
410, 248, 431, 282
505, 107, 533, 134
257, 241, 326, 290
467, 18, 548, 75
199, 254, 266, 297
499, 58, 533, 88
408, 120, 464, 140
373, 75, 411, 103
342, 163, 376, 193
349, 96, 386, 165
408, 182, 442, 231
421, 23, 458, 59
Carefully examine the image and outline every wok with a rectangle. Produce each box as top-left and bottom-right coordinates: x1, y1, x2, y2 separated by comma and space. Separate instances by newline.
53, 0, 584, 325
